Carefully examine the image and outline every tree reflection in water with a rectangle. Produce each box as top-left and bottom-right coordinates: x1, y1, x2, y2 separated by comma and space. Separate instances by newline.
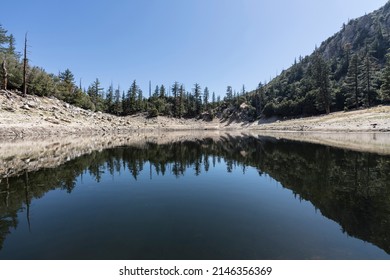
0, 135, 389, 256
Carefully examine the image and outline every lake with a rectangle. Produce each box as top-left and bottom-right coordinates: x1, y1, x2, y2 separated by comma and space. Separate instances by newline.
0, 134, 389, 259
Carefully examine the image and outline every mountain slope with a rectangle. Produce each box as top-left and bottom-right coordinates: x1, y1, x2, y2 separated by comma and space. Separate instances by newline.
240, 1, 390, 119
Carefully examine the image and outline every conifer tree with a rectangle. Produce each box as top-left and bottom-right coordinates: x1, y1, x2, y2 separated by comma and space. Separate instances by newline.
203, 87, 209, 111
380, 53, 390, 103
225, 86, 233, 102
58, 69, 75, 95
127, 80, 138, 114
312, 52, 331, 114
153, 85, 159, 98
360, 49, 379, 107
137, 88, 143, 112
159, 84, 166, 98
171, 81, 179, 116
344, 54, 361, 109
7, 34, 16, 56
255, 82, 265, 115
87, 78, 104, 111
113, 86, 122, 115
0, 24, 8, 52
193, 83, 202, 115
105, 83, 114, 113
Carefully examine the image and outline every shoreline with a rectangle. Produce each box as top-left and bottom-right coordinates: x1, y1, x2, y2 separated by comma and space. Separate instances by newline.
1, 90, 390, 156
1, 130, 390, 180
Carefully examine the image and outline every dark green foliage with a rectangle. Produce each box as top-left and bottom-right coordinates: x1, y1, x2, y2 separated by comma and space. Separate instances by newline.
380, 54, 390, 103
225, 86, 233, 101
203, 86, 209, 111
105, 83, 114, 113
193, 83, 202, 115
263, 102, 275, 117
148, 106, 158, 118
87, 78, 104, 111
311, 52, 332, 114
113, 86, 123, 115
7, 34, 16, 56
27, 67, 55, 96
344, 54, 361, 109
0, 24, 8, 51
360, 48, 380, 107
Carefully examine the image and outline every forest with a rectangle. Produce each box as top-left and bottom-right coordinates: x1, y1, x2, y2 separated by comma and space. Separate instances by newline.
2, 2, 390, 120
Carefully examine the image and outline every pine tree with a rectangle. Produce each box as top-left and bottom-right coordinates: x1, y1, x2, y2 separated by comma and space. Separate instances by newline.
105, 83, 114, 113
126, 80, 138, 114
171, 81, 179, 117
241, 84, 246, 96
87, 78, 104, 111
0, 24, 8, 52
225, 86, 233, 101
137, 88, 143, 112
153, 85, 159, 98
203, 87, 209, 111
360, 49, 379, 107
121, 91, 127, 114
193, 83, 202, 115
255, 82, 265, 115
311, 52, 331, 114
7, 34, 16, 56
58, 69, 75, 95
113, 86, 122, 115
380, 53, 390, 104
344, 54, 361, 109
159, 84, 166, 98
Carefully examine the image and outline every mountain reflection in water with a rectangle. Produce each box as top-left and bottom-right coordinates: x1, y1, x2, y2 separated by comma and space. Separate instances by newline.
0, 135, 389, 259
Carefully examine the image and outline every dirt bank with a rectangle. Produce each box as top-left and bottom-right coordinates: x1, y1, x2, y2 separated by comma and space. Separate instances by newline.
1, 90, 390, 137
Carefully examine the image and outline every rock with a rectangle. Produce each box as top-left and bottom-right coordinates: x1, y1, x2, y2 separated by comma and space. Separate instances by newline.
27, 101, 37, 108
60, 118, 71, 123
3, 106, 15, 112
21, 104, 30, 110
44, 117, 60, 125
64, 103, 70, 109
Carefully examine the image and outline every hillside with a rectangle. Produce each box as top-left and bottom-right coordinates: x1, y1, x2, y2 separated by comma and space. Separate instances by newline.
0, 90, 222, 137
238, 1, 390, 119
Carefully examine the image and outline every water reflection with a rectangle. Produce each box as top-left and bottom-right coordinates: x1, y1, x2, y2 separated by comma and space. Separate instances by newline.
0, 135, 389, 259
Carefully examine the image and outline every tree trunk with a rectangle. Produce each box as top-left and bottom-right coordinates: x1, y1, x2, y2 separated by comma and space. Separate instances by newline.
23, 33, 28, 96
1, 57, 7, 90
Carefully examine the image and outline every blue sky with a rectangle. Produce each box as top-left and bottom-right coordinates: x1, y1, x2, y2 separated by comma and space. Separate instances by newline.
1, 0, 387, 97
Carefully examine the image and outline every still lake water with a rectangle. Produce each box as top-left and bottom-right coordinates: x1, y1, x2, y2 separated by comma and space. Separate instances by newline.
0, 136, 389, 259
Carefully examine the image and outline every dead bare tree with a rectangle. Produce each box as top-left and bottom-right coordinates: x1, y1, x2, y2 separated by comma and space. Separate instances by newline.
23, 33, 28, 96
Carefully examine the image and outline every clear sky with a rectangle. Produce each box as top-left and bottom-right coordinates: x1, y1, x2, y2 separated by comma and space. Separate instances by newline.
1, 0, 388, 97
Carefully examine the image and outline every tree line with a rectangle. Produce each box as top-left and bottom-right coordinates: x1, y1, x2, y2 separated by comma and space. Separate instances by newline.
1, 24, 228, 119
2, 4, 390, 122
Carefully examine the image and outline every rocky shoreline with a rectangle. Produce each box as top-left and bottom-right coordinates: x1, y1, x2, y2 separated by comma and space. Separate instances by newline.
1, 89, 390, 161
1, 90, 390, 138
